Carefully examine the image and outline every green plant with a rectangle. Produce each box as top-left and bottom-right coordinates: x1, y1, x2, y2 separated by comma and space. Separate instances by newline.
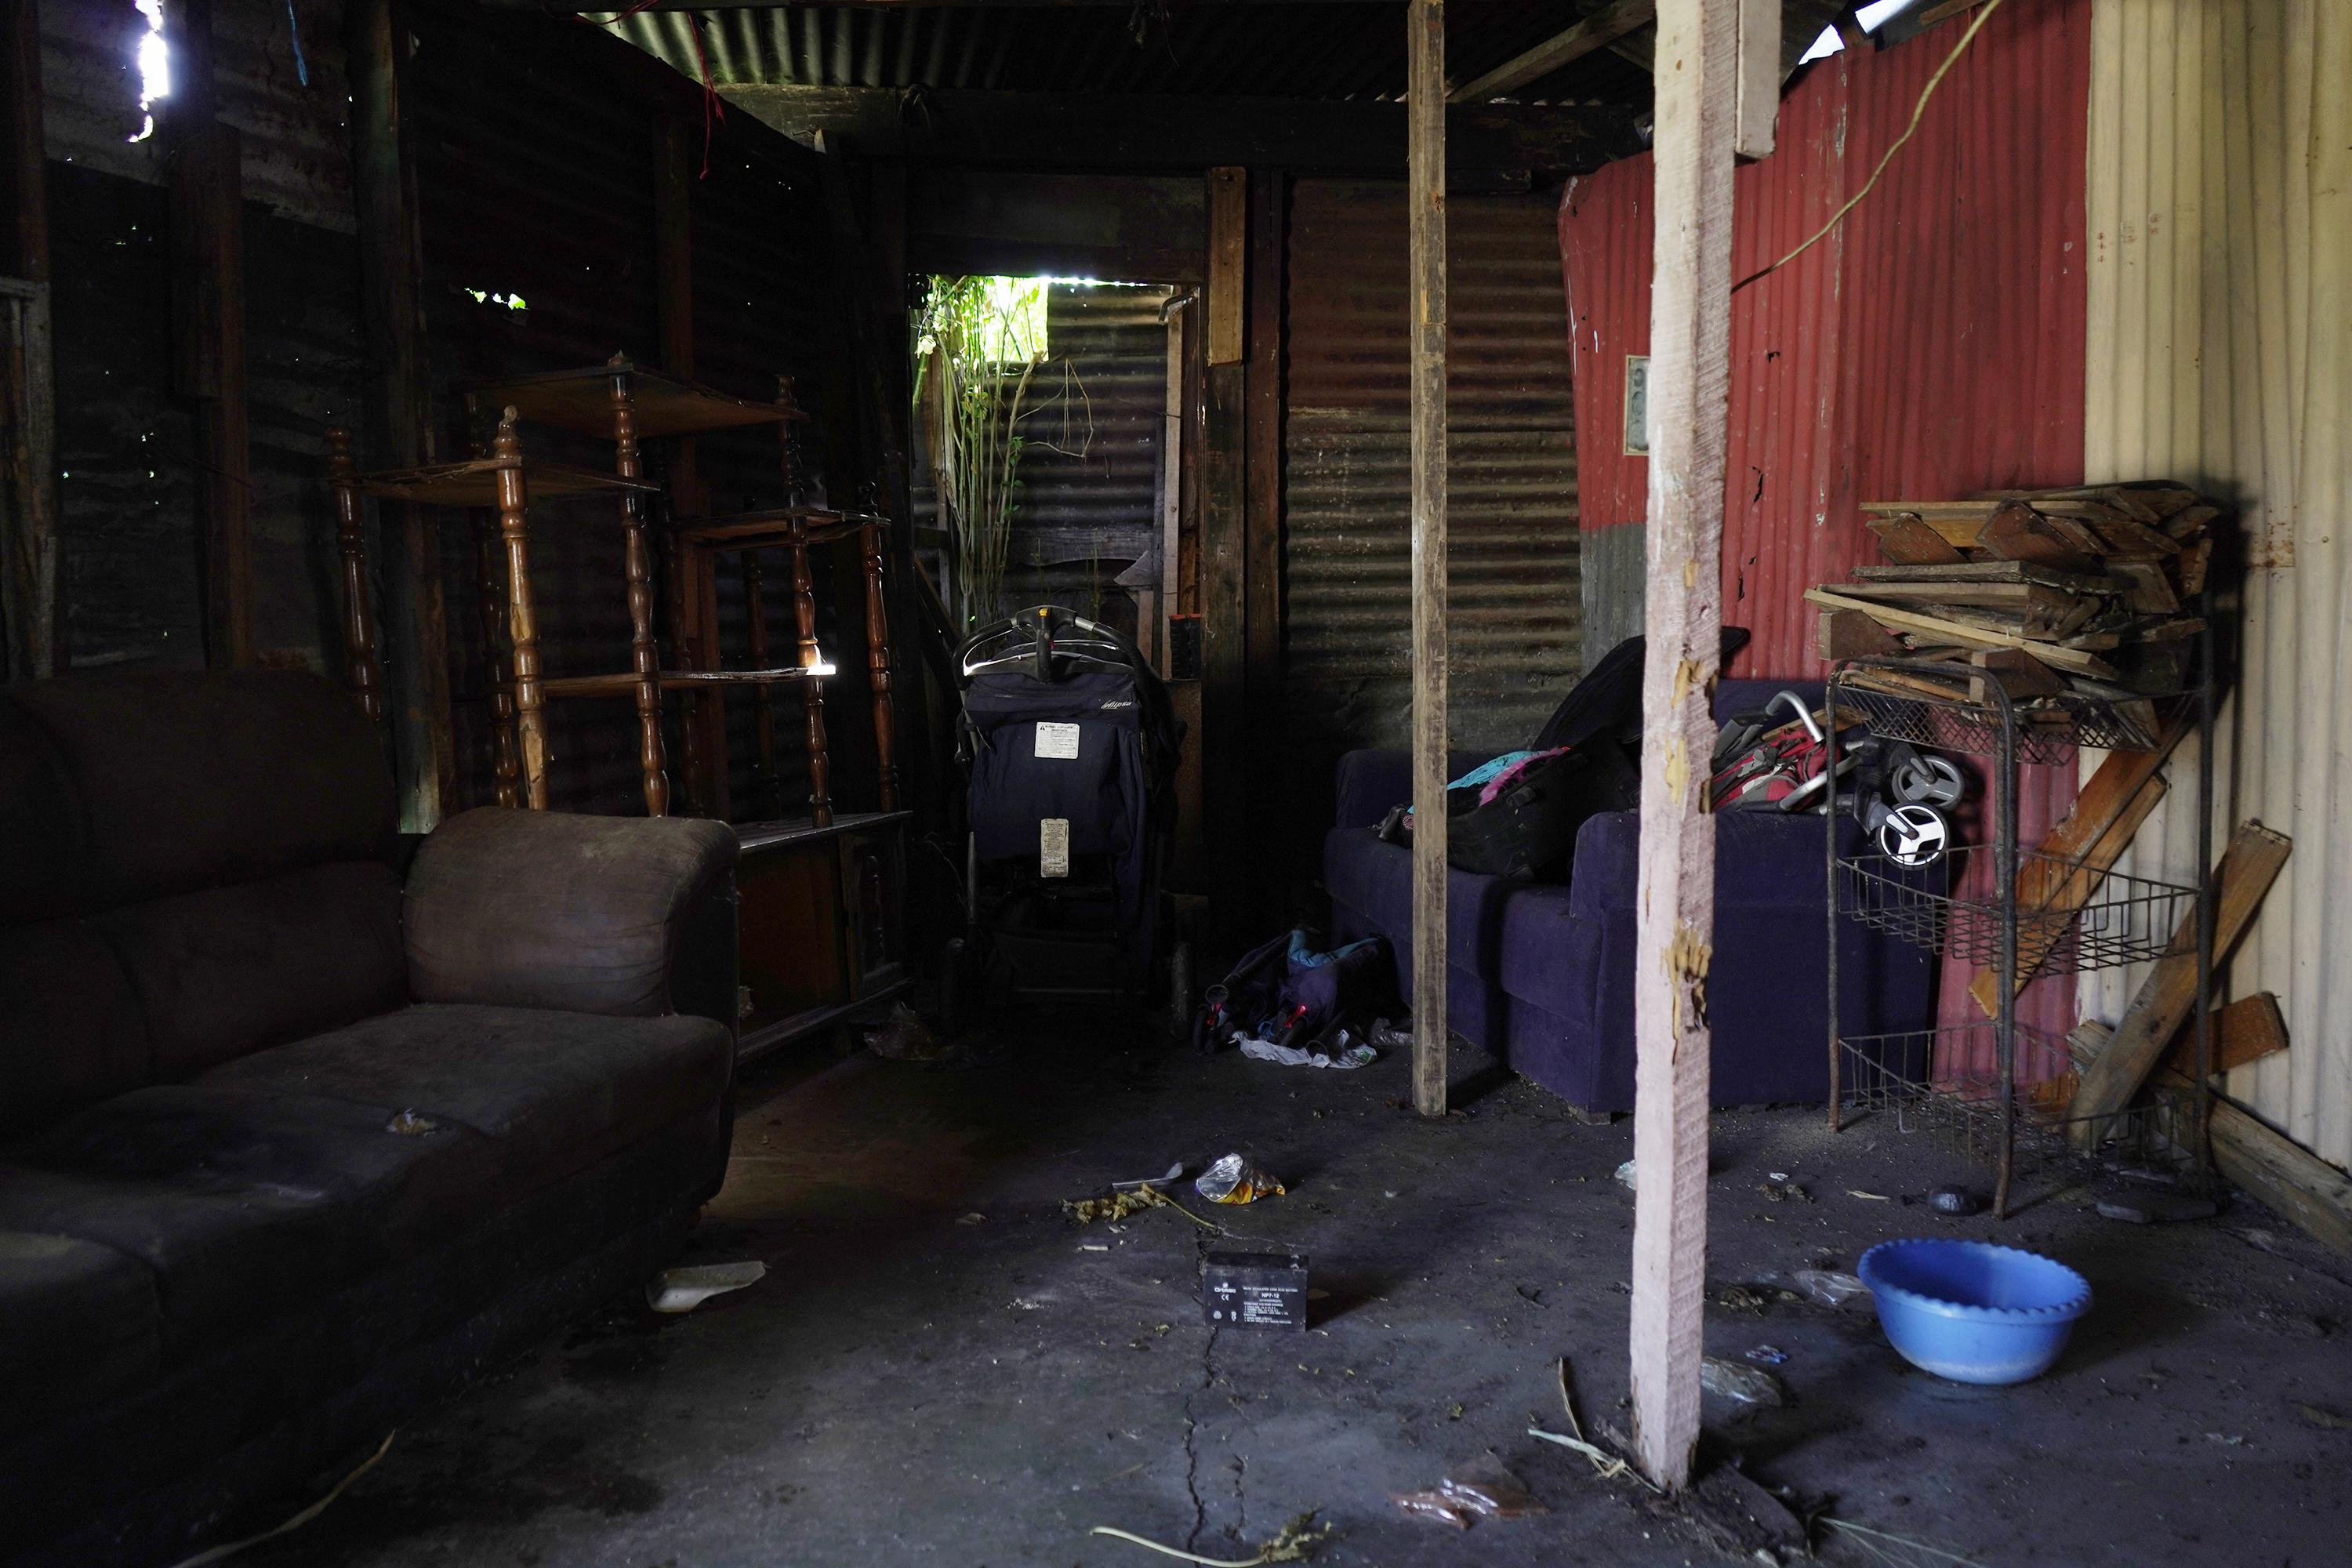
913, 277, 1089, 630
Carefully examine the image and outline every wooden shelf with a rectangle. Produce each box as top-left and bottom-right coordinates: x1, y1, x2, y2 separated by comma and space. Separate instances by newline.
677, 508, 891, 550
356, 456, 657, 506
463, 358, 804, 441
540, 666, 833, 699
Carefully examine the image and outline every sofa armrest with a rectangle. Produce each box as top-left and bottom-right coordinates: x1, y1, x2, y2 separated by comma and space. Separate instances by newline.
1333, 746, 1490, 831
404, 808, 740, 1030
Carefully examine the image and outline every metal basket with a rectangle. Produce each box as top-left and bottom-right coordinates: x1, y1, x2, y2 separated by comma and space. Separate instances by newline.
1835, 683, 2167, 764
1838, 847, 2196, 978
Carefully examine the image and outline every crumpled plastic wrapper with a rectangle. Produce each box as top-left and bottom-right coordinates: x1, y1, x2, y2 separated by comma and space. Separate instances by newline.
1396, 1458, 1544, 1528
1700, 1354, 1788, 1406
1196, 1152, 1286, 1205
1791, 1267, 1871, 1311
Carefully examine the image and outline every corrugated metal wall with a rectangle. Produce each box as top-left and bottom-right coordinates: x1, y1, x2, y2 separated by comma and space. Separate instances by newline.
1284, 179, 1581, 767
412, 3, 844, 819
1556, 0, 2094, 1065
2079, 0, 2352, 1166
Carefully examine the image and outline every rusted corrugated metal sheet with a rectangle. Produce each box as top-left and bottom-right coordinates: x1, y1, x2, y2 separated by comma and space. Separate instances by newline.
40, 0, 354, 231
2079, 0, 2352, 1167
1559, 0, 2094, 1069
611, 2, 1641, 104
1285, 178, 1581, 767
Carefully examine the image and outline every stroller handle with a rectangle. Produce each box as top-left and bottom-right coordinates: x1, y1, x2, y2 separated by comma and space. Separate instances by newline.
958, 604, 1145, 685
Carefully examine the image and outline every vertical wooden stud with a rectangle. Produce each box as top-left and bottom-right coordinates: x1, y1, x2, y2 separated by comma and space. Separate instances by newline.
1, 0, 58, 683
474, 506, 520, 808
1628, 0, 1740, 1494
1243, 168, 1286, 916
1200, 168, 1250, 943
492, 409, 549, 811
1733, 0, 1781, 159
1407, 0, 1449, 1119
862, 519, 900, 811
790, 519, 833, 828
608, 360, 670, 816
326, 427, 383, 723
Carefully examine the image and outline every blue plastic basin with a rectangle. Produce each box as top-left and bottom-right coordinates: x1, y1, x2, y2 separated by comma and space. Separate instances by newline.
1857, 1239, 2092, 1385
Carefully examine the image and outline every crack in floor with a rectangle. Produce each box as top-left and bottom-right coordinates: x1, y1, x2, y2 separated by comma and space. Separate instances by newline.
1181, 1323, 1219, 1551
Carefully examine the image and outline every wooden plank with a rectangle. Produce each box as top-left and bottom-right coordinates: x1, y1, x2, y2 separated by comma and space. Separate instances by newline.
349, 0, 455, 828
1448, 0, 1655, 103
2070, 822, 2294, 1138
1967, 647, 2068, 698
1978, 500, 2100, 574
1628, 0, 1737, 1495
1968, 771, 2169, 1017
1205, 167, 1246, 366
1817, 607, 1900, 661
1852, 559, 2115, 590
2146, 1052, 2352, 1259
1243, 166, 1286, 927
1407, 0, 1448, 1120
1733, 0, 1779, 158
2161, 991, 2288, 1080
1866, 514, 1967, 563
0, 0, 57, 682
1824, 579, 2079, 612
1801, 590, 2116, 675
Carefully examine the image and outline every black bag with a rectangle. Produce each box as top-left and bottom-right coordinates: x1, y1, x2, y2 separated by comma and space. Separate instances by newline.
1446, 742, 1639, 880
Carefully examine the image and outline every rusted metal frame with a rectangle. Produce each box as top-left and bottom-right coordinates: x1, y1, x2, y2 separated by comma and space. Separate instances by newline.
1406, 1, 1448, 1119
350, 0, 456, 828
325, 429, 386, 724
1626, 0, 1739, 1494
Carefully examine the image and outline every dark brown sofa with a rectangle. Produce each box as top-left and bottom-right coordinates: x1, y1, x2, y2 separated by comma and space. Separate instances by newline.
0, 671, 739, 1566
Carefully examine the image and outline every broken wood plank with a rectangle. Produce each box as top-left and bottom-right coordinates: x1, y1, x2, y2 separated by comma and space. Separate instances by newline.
2111, 561, 2180, 615
2161, 992, 2288, 1080
2070, 822, 2294, 1140
1967, 648, 2068, 699
1825, 579, 2083, 614
1865, 514, 1967, 564
1802, 590, 2118, 675
1852, 559, 2116, 591
1979, 501, 2100, 574
1861, 499, 2005, 520
1817, 607, 1901, 661
2156, 1060, 2352, 1259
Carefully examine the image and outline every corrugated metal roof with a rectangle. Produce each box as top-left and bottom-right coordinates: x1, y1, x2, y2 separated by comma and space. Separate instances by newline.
1559, 0, 2095, 1073
2079, 0, 2352, 1167
605, 2, 1646, 103
1283, 177, 1581, 770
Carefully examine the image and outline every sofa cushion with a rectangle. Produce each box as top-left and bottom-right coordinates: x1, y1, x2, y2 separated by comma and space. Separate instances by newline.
201, 1004, 734, 1196
0, 699, 85, 929
2, 671, 396, 913
0, 1232, 161, 1426
96, 862, 408, 1081
22, 1084, 503, 1262
0, 920, 151, 1137
1324, 826, 1517, 1047
0, 1164, 366, 1359
405, 811, 740, 1019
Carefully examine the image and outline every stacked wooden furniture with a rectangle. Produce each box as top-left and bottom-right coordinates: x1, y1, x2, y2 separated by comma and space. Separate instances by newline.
1806, 481, 2216, 748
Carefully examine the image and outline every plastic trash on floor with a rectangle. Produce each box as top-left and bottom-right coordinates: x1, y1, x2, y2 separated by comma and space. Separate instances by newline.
1196, 1152, 1285, 1205
646, 1261, 767, 1314
1236, 1031, 1378, 1069
1700, 1355, 1787, 1406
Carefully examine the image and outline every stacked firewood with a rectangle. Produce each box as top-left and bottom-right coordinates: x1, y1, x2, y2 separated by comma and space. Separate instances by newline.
1806, 483, 2216, 722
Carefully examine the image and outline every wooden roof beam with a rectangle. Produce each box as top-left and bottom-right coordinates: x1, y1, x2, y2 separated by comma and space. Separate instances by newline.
1449, 0, 1656, 102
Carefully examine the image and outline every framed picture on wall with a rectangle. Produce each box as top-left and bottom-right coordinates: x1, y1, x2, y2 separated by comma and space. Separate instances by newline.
1623, 354, 1650, 456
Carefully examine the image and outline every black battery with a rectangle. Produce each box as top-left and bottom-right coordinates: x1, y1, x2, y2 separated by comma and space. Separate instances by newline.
1202, 1249, 1309, 1330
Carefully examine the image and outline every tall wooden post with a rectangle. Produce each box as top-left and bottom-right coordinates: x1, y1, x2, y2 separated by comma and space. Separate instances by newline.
1406, 0, 1448, 1118
492, 410, 549, 811
326, 427, 384, 723
1200, 165, 1248, 947
1, 0, 57, 683
609, 362, 670, 816
349, 0, 455, 828
1627, 0, 1739, 1494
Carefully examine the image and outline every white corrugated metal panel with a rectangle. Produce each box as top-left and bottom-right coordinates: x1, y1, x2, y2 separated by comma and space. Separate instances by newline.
2080, 0, 2352, 1164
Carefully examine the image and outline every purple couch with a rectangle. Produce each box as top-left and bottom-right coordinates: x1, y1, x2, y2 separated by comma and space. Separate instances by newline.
1323, 680, 1936, 1112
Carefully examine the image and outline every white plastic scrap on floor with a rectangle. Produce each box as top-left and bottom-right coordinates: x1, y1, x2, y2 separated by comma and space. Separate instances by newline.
1236, 1032, 1377, 1069
647, 1261, 768, 1314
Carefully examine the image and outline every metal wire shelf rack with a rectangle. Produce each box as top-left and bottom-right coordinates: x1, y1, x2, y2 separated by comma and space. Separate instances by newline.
1838, 848, 2198, 978
1833, 681, 2172, 763
1837, 1025, 2197, 1188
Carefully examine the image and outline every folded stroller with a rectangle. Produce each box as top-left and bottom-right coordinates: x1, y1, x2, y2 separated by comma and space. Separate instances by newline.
946, 606, 1187, 1016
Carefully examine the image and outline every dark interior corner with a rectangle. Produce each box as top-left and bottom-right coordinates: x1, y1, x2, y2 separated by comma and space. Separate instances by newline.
2, 0, 2349, 1563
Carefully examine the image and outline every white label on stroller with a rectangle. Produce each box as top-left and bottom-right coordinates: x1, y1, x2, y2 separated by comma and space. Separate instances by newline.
1034, 722, 1081, 760
1040, 818, 1071, 877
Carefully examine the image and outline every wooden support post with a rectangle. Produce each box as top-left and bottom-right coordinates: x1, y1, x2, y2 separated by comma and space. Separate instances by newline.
1, 0, 58, 683
492, 410, 549, 811
326, 428, 383, 723
165, 0, 251, 672
1243, 169, 1286, 916
474, 507, 520, 808
1407, 0, 1448, 1118
862, 519, 900, 811
1200, 166, 1250, 944
608, 361, 670, 816
349, 0, 455, 828
1628, 0, 1739, 1494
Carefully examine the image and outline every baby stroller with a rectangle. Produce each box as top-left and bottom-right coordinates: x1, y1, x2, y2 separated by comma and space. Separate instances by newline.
944, 605, 1188, 1021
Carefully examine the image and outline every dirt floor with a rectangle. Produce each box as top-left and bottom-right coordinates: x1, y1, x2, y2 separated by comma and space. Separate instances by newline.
245, 1014, 2352, 1568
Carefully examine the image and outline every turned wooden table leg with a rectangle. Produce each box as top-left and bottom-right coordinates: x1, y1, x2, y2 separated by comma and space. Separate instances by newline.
474, 507, 521, 808
492, 409, 549, 811
859, 521, 899, 812
743, 549, 785, 819
326, 427, 384, 725
610, 361, 670, 816
789, 521, 833, 827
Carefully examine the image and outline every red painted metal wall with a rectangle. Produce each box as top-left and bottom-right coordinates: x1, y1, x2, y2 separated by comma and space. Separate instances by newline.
1558, 0, 2094, 1062
1559, 0, 2092, 677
